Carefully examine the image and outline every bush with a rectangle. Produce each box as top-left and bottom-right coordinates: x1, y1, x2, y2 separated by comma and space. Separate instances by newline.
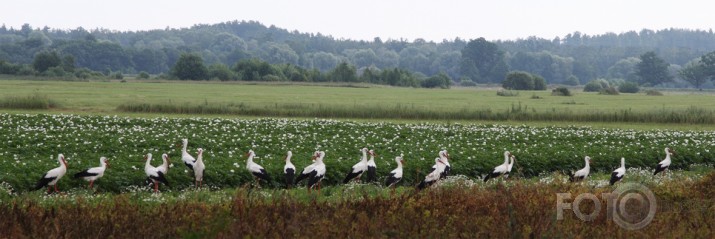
137, 71, 150, 79
565, 75, 580, 86
43, 66, 67, 77
551, 87, 572, 96
618, 82, 640, 93
460, 81, 477, 87
599, 87, 619, 95
502, 71, 535, 90
533, 75, 547, 90
646, 90, 664, 96
17, 65, 36, 76
112, 72, 124, 80
583, 79, 610, 92
496, 89, 519, 97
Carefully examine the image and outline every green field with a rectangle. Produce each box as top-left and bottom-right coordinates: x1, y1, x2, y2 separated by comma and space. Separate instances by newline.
2, 79, 715, 124
2, 79, 715, 237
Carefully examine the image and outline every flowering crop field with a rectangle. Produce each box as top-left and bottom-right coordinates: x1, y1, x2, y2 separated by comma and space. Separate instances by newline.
0, 113, 714, 193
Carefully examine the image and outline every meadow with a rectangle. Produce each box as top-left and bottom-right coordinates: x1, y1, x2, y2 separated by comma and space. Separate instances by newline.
2, 79, 715, 237
2, 79, 715, 124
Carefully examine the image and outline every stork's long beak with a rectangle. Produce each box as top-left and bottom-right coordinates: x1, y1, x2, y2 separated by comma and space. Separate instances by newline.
106, 160, 111, 168
400, 160, 405, 164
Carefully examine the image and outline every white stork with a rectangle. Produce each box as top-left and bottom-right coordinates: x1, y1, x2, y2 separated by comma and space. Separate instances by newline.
194, 148, 206, 188
439, 150, 451, 179
73, 156, 110, 189
654, 147, 675, 176
181, 138, 196, 171
418, 157, 446, 190
306, 151, 327, 193
484, 151, 512, 182
366, 149, 377, 183
295, 152, 319, 185
157, 153, 171, 175
504, 154, 516, 179
33, 154, 68, 193
569, 156, 591, 182
283, 151, 296, 188
385, 154, 404, 188
144, 153, 169, 193
343, 148, 369, 184
610, 157, 626, 185
246, 150, 271, 187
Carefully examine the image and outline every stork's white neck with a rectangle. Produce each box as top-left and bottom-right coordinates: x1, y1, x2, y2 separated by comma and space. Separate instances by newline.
145, 155, 152, 167
182, 140, 188, 153
361, 150, 367, 162
286, 154, 292, 164
584, 158, 590, 169
620, 158, 625, 168
503, 153, 510, 165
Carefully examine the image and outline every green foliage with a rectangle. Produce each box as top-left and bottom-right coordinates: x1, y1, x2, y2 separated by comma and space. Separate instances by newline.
496, 89, 519, 97
112, 72, 124, 80
208, 64, 235, 81
0, 93, 60, 109
421, 72, 451, 89
679, 60, 709, 89
137, 71, 150, 79
551, 87, 572, 96
329, 62, 357, 82
532, 75, 546, 90
564, 75, 580, 86
646, 89, 664, 96
460, 80, 477, 87
599, 86, 619, 95
461, 37, 508, 83
583, 79, 610, 92
637, 51, 673, 86
32, 51, 62, 73
171, 53, 208, 80
502, 71, 534, 90
618, 81, 640, 93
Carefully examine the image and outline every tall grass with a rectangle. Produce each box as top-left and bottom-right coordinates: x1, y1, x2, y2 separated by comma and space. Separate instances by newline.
0, 93, 60, 109
117, 101, 715, 124
2, 173, 714, 238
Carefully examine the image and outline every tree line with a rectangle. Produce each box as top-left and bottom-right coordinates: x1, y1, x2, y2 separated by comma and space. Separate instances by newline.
1, 21, 715, 88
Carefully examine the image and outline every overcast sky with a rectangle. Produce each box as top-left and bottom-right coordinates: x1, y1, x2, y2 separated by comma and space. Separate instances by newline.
3, 0, 713, 42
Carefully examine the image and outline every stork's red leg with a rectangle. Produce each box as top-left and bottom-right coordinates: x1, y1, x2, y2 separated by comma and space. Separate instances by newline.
47, 186, 51, 194
54, 184, 59, 193
89, 180, 94, 189
153, 181, 158, 193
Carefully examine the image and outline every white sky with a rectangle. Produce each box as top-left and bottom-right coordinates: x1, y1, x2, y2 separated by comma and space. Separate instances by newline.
2, 0, 713, 42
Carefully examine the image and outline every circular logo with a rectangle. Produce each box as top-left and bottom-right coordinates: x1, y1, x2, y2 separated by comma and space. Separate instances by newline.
611, 182, 657, 230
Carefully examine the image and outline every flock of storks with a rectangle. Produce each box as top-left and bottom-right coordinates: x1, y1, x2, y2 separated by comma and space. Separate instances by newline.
32, 138, 676, 193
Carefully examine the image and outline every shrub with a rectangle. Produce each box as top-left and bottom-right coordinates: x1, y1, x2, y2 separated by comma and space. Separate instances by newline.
646, 90, 664, 96
583, 79, 610, 92
137, 71, 150, 79
564, 75, 580, 86
112, 72, 124, 80
551, 87, 572, 96
618, 82, 640, 93
599, 87, 619, 95
460, 81, 477, 87
496, 89, 519, 97
533, 75, 547, 90
502, 71, 534, 90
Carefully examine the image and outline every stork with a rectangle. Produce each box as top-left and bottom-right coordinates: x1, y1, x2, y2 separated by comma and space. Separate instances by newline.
283, 151, 296, 188
439, 150, 451, 179
366, 149, 377, 183
73, 156, 110, 189
484, 151, 512, 182
569, 156, 591, 182
157, 153, 171, 175
144, 153, 169, 193
504, 154, 516, 179
418, 158, 445, 190
295, 152, 319, 185
385, 154, 404, 188
343, 148, 369, 184
246, 150, 271, 188
306, 151, 327, 193
33, 154, 68, 194
194, 148, 206, 188
181, 138, 196, 171
654, 147, 675, 176
610, 157, 626, 185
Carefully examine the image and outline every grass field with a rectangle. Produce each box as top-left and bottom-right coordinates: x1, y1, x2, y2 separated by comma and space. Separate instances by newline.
2, 78, 715, 237
2, 79, 715, 124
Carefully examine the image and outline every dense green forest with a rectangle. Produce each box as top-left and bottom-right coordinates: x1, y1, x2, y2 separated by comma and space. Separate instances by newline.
1, 21, 715, 88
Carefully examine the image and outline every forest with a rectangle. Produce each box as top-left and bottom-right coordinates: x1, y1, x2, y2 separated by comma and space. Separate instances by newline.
1, 20, 715, 88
